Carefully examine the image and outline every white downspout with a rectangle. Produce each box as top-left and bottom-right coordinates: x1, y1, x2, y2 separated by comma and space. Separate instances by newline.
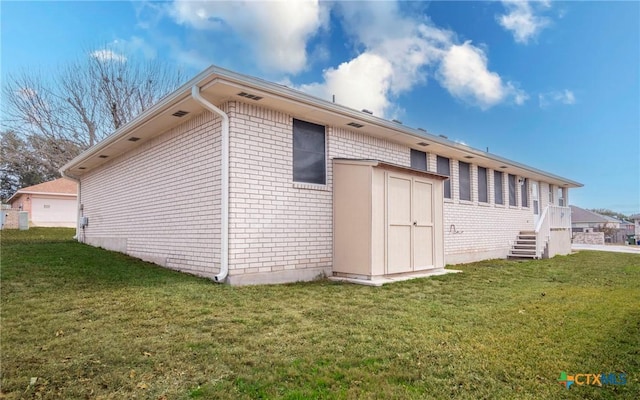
191, 86, 229, 283
60, 171, 82, 241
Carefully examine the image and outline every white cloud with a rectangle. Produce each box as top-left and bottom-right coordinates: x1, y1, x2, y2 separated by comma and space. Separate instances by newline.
164, 1, 526, 115
497, 0, 551, 44
295, 2, 525, 116
112, 37, 157, 60
437, 41, 527, 109
539, 89, 576, 108
169, 0, 327, 74
298, 53, 394, 117
90, 49, 127, 63
295, 2, 456, 117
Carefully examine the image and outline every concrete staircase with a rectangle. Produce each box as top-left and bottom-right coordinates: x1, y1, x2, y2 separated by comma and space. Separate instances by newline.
508, 231, 539, 259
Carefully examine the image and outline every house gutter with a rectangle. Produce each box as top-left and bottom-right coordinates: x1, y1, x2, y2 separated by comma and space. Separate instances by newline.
59, 171, 82, 241
191, 85, 229, 283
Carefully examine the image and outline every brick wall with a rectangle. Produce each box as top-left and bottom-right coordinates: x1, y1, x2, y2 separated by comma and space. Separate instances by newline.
80, 111, 222, 278
229, 101, 537, 273
226, 102, 410, 279
76, 98, 564, 281
573, 232, 605, 245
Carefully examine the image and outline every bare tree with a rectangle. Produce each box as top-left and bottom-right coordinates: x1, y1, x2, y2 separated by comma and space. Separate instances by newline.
4, 54, 183, 148
1, 50, 184, 191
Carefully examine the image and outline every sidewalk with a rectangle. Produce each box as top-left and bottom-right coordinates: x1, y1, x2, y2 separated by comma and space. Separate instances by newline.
572, 243, 640, 254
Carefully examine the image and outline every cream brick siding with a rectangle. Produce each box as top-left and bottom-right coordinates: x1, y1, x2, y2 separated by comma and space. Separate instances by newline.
80, 111, 222, 278
229, 101, 540, 273
227, 102, 409, 279
437, 159, 534, 264
76, 97, 569, 283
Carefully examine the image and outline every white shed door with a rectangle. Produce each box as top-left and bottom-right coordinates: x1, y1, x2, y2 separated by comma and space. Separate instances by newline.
387, 175, 412, 274
387, 174, 435, 274
413, 179, 434, 270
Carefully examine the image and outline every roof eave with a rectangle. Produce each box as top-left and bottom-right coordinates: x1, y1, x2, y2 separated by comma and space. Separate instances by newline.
61, 65, 584, 188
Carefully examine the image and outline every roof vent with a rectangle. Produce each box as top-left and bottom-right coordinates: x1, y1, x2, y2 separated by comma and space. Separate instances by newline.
78, 167, 86, 170
439, 134, 448, 139
392, 119, 403, 124
237, 92, 263, 101
98, 155, 109, 159
128, 137, 141, 142
362, 109, 373, 114
172, 110, 189, 117
464, 155, 474, 159
500, 165, 508, 169
417, 142, 429, 147
347, 122, 364, 128
417, 128, 427, 132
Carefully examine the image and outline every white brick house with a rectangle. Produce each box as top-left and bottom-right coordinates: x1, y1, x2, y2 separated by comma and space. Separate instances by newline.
61, 66, 582, 285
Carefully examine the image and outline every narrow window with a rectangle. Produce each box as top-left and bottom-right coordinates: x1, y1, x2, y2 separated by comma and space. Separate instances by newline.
521, 178, 529, 207
437, 156, 451, 199
459, 161, 471, 201
410, 149, 427, 171
494, 171, 504, 205
508, 174, 517, 206
549, 185, 554, 204
558, 188, 565, 206
478, 167, 488, 203
293, 119, 326, 184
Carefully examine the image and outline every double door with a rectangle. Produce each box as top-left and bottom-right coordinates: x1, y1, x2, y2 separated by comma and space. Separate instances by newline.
387, 174, 435, 274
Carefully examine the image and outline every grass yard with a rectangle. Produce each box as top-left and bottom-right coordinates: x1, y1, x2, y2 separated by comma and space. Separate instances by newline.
1, 228, 639, 399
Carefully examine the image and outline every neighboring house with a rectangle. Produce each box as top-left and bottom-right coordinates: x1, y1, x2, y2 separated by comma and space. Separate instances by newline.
8, 178, 78, 227
60, 66, 582, 285
570, 205, 633, 243
570, 205, 611, 232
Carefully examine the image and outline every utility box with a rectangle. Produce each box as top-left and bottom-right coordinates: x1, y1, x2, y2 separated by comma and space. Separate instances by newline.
333, 159, 447, 280
18, 211, 29, 230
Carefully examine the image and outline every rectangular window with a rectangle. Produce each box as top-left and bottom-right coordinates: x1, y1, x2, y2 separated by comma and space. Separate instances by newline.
494, 171, 504, 205
410, 149, 427, 171
293, 119, 326, 185
521, 178, 529, 207
549, 185, 554, 204
437, 156, 451, 199
508, 174, 517, 206
478, 167, 488, 203
459, 161, 471, 201
558, 188, 565, 206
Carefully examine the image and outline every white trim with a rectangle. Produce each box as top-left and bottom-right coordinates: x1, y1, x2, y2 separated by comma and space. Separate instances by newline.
191, 85, 229, 284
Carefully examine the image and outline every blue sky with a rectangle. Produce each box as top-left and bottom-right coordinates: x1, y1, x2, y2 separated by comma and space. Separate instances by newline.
2, 1, 639, 215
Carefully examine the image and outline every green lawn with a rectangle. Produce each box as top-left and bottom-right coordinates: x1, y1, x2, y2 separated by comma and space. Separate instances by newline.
1, 228, 638, 399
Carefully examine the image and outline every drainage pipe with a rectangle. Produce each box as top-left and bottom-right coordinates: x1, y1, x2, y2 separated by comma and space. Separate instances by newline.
60, 171, 82, 241
191, 85, 229, 283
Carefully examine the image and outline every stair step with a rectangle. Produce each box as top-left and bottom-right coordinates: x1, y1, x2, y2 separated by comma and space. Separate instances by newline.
509, 253, 537, 256
508, 254, 538, 259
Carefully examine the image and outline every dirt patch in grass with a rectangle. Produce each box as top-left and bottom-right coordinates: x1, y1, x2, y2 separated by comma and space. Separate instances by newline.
1, 229, 639, 399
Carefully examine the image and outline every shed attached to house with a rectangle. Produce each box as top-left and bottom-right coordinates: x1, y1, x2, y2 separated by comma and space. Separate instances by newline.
333, 159, 447, 280
60, 65, 582, 285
